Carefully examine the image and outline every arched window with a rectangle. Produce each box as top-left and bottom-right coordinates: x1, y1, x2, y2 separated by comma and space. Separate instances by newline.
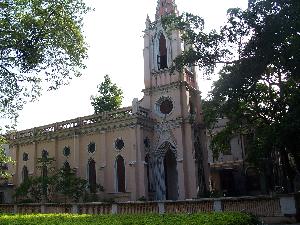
88, 159, 97, 193
41, 149, 48, 177
42, 165, 47, 178
64, 161, 70, 171
22, 166, 29, 182
115, 155, 125, 192
157, 33, 168, 70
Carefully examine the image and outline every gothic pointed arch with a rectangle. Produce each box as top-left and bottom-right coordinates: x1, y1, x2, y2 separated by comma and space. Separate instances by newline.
154, 123, 177, 158
152, 28, 173, 72
88, 158, 96, 193
158, 33, 168, 70
152, 140, 178, 200
115, 155, 125, 192
22, 166, 29, 182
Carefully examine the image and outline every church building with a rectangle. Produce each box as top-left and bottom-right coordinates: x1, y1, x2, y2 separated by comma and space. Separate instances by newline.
6, 0, 209, 202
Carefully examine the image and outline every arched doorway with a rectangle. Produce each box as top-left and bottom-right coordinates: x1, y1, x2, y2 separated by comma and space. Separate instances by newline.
88, 159, 96, 193
163, 148, 178, 200
115, 155, 125, 192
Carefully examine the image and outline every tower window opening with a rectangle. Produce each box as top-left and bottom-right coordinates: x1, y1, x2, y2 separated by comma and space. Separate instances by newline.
157, 34, 168, 70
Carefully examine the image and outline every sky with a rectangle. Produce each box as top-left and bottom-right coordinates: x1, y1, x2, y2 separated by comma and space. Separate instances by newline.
16, 0, 247, 131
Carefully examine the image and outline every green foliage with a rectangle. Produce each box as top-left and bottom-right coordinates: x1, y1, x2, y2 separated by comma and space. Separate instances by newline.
210, 127, 233, 159
16, 155, 56, 202
0, 213, 261, 225
0, 135, 13, 180
0, 0, 90, 124
14, 177, 32, 198
15, 175, 57, 203
36, 154, 56, 201
15, 161, 90, 203
55, 166, 87, 202
91, 75, 124, 114
162, 13, 229, 77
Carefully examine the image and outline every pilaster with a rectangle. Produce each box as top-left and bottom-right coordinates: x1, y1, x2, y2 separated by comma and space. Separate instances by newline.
173, 127, 186, 200
99, 131, 106, 189
144, 29, 151, 89
33, 141, 37, 176
135, 125, 146, 199
129, 125, 138, 200
73, 133, 80, 175
182, 122, 197, 198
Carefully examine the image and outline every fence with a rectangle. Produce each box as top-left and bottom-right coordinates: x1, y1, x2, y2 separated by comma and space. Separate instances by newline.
0, 195, 296, 218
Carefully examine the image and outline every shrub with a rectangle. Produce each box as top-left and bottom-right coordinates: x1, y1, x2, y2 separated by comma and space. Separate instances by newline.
0, 212, 261, 225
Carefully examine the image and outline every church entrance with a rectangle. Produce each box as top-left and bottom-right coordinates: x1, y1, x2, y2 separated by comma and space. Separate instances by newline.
163, 149, 178, 200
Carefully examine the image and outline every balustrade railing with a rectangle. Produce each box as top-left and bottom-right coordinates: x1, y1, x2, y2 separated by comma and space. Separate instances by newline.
8, 106, 149, 140
164, 200, 213, 213
0, 195, 296, 218
222, 198, 281, 216
117, 202, 159, 214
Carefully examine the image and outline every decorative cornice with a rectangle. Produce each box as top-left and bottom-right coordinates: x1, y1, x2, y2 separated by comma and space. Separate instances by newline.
8, 107, 155, 146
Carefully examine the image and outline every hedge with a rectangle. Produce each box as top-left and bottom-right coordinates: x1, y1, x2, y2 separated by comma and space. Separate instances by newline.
0, 212, 261, 225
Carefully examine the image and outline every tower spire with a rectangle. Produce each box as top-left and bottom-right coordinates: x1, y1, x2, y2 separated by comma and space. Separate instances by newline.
155, 0, 178, 20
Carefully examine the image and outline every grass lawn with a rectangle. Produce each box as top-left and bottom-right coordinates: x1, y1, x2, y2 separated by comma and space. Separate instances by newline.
0, 212, 261, 225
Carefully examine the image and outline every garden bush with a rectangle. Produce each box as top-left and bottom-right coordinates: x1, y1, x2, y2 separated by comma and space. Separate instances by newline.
0, 212, 261, 225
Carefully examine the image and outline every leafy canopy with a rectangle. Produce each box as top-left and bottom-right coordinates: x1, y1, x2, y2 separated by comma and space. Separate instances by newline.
55, 165, 88, 202
91, 75, 123, 114
0, 0, 90, 181
15, 154, 56, 202
163, 0, 300, 173
0, 0, 90, 123
0, 137, 13, 180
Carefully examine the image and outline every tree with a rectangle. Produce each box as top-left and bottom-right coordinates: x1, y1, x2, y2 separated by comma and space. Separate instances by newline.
164, 0, 300, 191
15, 153, 57, 203
15, 175, 57, 203
91, 75, 123, 114
55, 164, 87, 203
0, 137, 13, 180
0, 0, 90, 124
0, 0, 90, 181
35, 151, 56, 202
15, 160, 89, 203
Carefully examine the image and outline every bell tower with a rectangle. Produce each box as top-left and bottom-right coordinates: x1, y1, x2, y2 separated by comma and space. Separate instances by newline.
140, 0, 208, 200
143, 0, 198, 90
142, 0, 200, 120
